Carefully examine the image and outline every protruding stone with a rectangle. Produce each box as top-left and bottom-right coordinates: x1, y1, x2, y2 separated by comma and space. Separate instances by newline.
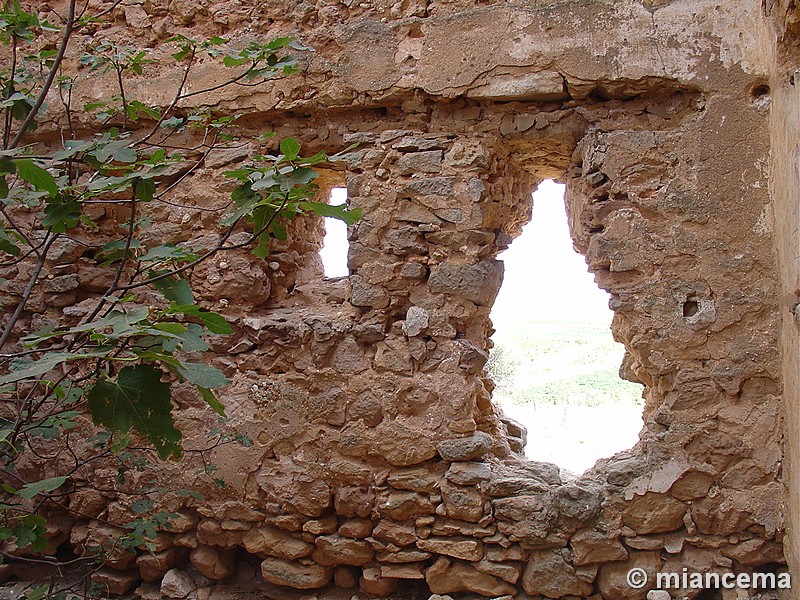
416, 537, 484, 561
622, 493, 687, 534
437, 432, 493, 461
190, 545, 235, 580
571, 529, 629, 565
425, 557, 516, 596
260, 557, 332, 589
360, 565, 399, 596
387, 466, 440, 493
92, 568, 140, 596
446, 462, 492, 485
338, 518, 373, 539
377, 491, 434, 520
312, 534, 375, 566
137, 547, 186, 582
428, 260, 504, 306
522, 549, 593, 598
242, 526, 313, 560
160, 568, 196, 599
440, 480, 484, 522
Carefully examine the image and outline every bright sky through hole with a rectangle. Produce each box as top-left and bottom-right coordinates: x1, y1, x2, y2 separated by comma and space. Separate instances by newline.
490, 180, 611, 327
490, 180, 642, 474
321, 187, 349, 278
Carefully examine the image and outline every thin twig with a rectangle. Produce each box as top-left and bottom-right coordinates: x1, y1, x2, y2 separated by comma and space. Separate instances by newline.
9, 0, 77, 150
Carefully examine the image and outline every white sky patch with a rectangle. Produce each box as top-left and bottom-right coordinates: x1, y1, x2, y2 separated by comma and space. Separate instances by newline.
491, 180, 611, 329
320, 187, 350, 278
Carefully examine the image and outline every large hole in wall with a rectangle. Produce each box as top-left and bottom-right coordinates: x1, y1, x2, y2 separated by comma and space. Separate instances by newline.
320, 187, 350, 278
489, 180, 644, 474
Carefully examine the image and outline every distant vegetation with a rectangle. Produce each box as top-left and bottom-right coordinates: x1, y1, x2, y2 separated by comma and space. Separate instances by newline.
488, 319, 644, 409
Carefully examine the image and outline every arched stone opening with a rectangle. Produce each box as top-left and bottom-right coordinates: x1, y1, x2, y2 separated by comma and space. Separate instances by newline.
488, 179, 645, 474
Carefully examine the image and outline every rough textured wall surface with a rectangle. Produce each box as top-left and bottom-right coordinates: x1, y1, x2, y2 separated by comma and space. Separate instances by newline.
1, 0, 795, 598
768, 0, 800, 590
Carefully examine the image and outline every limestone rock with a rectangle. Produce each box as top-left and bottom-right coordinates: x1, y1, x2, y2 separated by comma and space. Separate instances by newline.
160, 568, 196, 599
437, 432, 493, 461
403, 306, 431, 336
189, 545, 235, 580
445, 462, 492, 485
377, 490, 434, 520
428, 260, 504, 306
260, 557, 332, 589
570, 529, 629, 565
622, 492, 687, 534
334, 485, 375, 518
136, 547, 186, 582
91, 568, 140, 596
242, 526, 313, 560
474, 559, 522, 584
426, 557, 517, 596
360, 565, 399, 596
373, 520, 418, 546
597, 552, 662, 599
312, 534, 375, 566
440, 480, 484, 522
522, 549, 593, 598
338, 517, 373, 539
416, 537, 483, 561
387, 466, 440, 493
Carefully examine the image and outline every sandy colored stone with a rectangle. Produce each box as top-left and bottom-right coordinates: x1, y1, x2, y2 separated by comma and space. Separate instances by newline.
426, 557, 517, 596
242, 526, 313, 560
522, 549, 593, 598
137, 548, 186, 582
360, 565, 399, 596
440, 480, 485, 522
189, 546, 235, 580
597, 552, 662, 600
570, 529, 629, 565
92, 568, 140, 596
260, 558, 332, 589
622, 493, 687, 534
338, 517, 373, 539
160, 568, 195, 599
312, 534, 375, 566
416, 537, 484, 561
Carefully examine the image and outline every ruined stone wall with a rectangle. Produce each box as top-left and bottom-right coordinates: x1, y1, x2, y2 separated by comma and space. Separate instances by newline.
1, 0, 795, 597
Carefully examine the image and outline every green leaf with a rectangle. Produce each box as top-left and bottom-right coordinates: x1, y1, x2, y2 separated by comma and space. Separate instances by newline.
15, 159, 57, 198
0, 224, 20, 256
279, 137, 301, 161
18, 476, 67, 500
42, 199, 81, 233
178, 362, 229, 389
22, 583, 48, 600
299, 201, 362, 225
152, 275, 194, 305
198, 387, 226, 417
138, 244, 196, 263
169, 305, 233, 335
134, 178, 155, 202
113, 146, 138, 164
0, 352, 80, 384
87, 365, 182, 460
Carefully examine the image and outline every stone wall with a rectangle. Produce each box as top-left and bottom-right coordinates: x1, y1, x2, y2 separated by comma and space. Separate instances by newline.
1, 0, 796, 597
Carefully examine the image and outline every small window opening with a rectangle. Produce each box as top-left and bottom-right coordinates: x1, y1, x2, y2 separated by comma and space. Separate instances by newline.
488, 180, 644, 475
320, 187, 350, 278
